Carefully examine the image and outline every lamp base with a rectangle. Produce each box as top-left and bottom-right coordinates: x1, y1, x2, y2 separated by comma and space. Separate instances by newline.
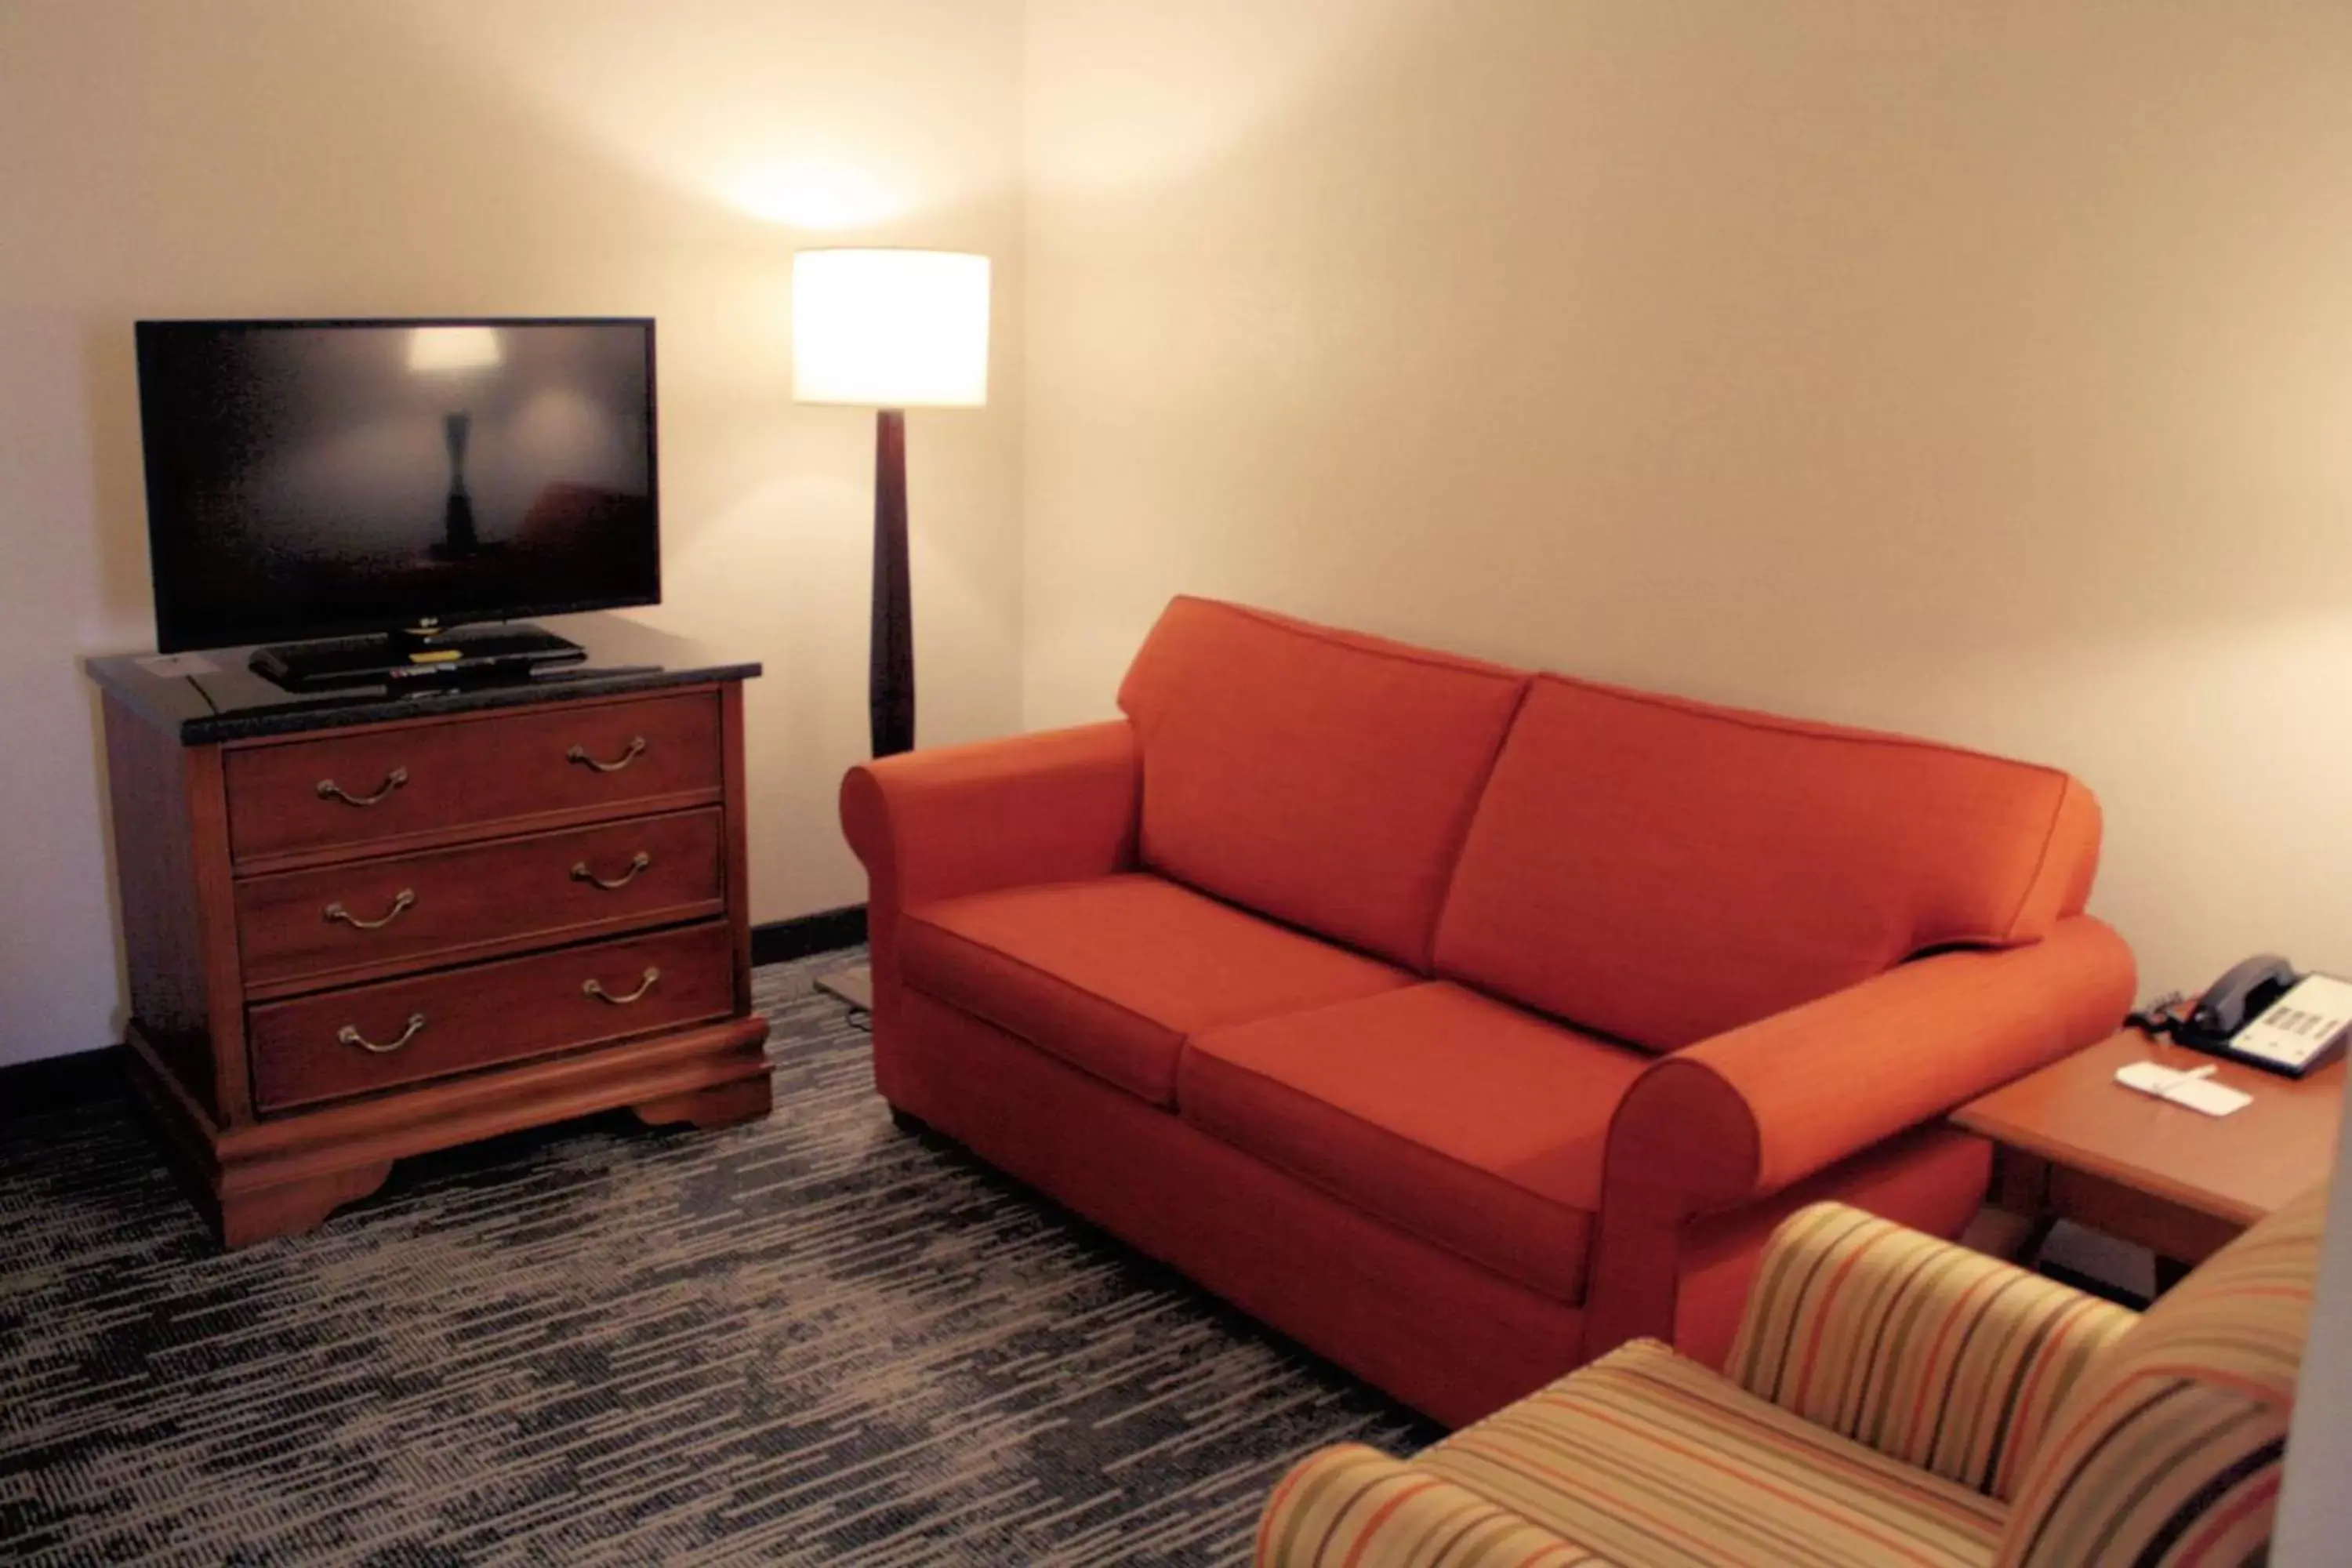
815, 964, 875, 1014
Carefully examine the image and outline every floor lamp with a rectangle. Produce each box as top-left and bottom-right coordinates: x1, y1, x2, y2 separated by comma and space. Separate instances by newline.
792, 249, 993, 1013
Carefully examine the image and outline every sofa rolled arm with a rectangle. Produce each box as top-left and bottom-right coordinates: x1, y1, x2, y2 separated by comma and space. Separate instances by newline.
1587, 915, 2134, 1358
1256, 1444, 1602, 1568
840, 720, 1140, 913
1726, 1202, 2136, 1500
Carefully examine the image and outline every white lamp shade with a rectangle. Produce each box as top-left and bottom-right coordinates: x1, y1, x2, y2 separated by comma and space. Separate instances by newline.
406, 325, 503, 373
793, 249, 990, 408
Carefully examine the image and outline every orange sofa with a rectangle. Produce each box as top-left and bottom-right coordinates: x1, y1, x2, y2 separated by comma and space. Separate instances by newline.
840, 597, 2136, 1426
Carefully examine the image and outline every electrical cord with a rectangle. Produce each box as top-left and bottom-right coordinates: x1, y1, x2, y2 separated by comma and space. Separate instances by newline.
2127, 991, 2187, 1040
810, 979, 873, 1033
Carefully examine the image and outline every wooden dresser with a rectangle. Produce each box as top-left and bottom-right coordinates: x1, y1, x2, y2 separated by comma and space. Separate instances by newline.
86, 619, 771, 1246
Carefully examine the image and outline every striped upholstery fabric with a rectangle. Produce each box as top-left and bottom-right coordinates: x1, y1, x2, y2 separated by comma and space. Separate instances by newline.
1994, 1183, 2325, 1568
1726, 1202, 2136, 1501
1414, 1340, 2008, 1567
1257, 1445, 1611, 1567
1259, 1196, 2325, 1568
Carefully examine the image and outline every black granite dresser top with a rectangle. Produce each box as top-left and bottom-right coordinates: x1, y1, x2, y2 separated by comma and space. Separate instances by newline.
85, 615, 760, 746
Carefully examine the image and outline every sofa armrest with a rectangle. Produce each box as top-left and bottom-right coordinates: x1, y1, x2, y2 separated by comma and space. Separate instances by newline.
840, 720, 1140, 913
1726, 1202, 2137, 1500
841, 722, 1140, 1087
1587, 915, 2134, 1358
1256, 1445, 1604, 1568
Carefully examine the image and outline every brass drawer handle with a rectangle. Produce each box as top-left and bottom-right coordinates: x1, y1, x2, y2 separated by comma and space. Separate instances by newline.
316, 766, 409, 807
567, 736, 647, 774
324, 888, 417, 930
583, 967, 660, 1005
337, 1012, 426, 1054
571, 852, 652, 891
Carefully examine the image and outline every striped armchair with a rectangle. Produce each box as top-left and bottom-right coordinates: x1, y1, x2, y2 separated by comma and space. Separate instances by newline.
1258, 1188, 2326, 1568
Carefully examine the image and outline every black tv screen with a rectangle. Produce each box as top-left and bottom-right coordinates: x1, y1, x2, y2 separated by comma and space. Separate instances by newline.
136, 318, 660, 653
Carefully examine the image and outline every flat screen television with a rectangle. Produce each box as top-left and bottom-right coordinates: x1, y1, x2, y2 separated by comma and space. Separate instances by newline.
134, 317, 660, 688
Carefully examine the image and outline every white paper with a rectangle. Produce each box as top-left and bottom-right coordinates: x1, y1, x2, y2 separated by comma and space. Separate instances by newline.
2114, 1060, 2252, 1118
2169, 1077, 2256, 1116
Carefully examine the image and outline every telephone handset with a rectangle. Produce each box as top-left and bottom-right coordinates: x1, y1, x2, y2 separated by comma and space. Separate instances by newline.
2168, 954, 2352, 1078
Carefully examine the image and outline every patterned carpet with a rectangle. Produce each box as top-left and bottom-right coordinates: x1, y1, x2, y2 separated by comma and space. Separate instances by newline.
0, 950, 1436, 1566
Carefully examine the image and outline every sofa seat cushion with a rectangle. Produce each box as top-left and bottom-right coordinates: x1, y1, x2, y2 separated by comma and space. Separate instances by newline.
1180, 982, 1646, 1305
1117, 597, 1531, 970
1435, 673, 2104, 1051
1423, 1339, 2009, 1568
899, 873, 1414, 1108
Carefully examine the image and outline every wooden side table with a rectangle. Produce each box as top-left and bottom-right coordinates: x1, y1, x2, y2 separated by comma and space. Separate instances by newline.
1954, 1028, 2343, 1274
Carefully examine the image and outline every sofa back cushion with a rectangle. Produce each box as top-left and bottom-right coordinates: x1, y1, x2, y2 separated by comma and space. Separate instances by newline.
1118, 597, 1530, 971
1994, 1181, 2322, 1568
1433, 673, 2103, 1049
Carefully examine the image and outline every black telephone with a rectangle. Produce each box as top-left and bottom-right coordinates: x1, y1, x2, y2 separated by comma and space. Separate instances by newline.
2161, 955, 2351, 1079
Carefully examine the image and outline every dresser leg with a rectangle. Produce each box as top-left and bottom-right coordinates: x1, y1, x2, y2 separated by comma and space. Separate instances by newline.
218, 1160, 394, 1248
633, 1075, 772, 1131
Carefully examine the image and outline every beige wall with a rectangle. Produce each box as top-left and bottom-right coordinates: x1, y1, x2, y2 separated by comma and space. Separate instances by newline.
0, 0, 1025, 1065
9, 0, 2352, 1066
1022, 0, 2352, 1002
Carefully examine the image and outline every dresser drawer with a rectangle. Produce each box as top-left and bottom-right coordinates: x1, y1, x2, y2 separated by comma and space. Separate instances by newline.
248, 922, 736, 1113
235, 808, 724, 994
223, 691, 722, 865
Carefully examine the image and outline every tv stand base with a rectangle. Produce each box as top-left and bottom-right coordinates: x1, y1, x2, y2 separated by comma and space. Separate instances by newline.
250, 622, 586, 691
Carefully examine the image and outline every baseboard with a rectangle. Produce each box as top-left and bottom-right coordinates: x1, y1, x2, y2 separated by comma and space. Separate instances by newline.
0, 1043, 126, 1117
750, 905, 867, 967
